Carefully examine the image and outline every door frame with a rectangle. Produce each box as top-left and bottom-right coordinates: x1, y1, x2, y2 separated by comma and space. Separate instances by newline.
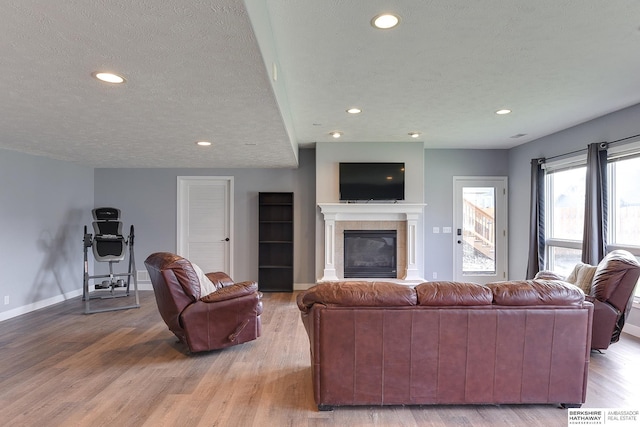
452, 176, 508, 283
176, 176, 234, 276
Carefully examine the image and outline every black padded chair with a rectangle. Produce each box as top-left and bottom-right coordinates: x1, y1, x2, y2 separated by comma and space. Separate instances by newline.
91, 207, 126, 262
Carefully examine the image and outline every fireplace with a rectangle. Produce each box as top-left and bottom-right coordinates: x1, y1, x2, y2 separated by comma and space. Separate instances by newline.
344, 230, 397, 278
318, 203, 426, 282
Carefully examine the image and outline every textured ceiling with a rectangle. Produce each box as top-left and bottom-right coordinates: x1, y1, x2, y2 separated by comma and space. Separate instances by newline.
1, 1, 640, 168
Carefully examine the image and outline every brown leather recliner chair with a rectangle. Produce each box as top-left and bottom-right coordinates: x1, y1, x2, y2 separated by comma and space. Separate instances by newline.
587, 250, 640, 350
144, 252, 262, 353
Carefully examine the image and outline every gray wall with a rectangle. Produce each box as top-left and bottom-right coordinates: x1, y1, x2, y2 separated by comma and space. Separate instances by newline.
94, 148, 316, 285
0, 148, 94, 317
424, 149, 509, 281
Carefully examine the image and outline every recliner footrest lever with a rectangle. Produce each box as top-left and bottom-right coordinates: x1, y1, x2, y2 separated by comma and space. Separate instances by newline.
228, 319, 250, 342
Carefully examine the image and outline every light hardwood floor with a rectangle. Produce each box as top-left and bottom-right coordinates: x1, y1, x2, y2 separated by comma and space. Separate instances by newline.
0, 291, 638, 427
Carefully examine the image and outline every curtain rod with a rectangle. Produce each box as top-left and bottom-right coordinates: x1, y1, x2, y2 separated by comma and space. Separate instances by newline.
541, 132, 640, 163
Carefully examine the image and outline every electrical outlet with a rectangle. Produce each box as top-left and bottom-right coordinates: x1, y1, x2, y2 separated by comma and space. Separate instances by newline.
432, 272, 437, 279
3, 295, 9, 305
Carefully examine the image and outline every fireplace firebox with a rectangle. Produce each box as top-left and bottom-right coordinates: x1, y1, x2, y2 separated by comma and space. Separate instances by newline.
343, 230, 397, 278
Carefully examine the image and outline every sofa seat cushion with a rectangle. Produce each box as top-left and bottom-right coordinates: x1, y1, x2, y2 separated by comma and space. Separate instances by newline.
488, 280, 585, 306
298, 281, 417, 312
415, 281, 492, 306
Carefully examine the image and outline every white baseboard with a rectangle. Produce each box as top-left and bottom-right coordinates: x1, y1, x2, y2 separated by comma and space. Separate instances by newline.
0, 288, 83, 322
623, 323, 640, 339
0, 284, 154, 323
294, 283, 315, 291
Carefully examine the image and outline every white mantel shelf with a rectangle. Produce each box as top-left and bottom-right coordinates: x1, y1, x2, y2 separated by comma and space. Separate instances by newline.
318, 203, 426, 221
318, 203, 426, 282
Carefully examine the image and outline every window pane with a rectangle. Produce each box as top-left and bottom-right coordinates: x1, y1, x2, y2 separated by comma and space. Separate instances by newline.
462, 187, 496, 275
611, 157, 640, 246
547, 246, 582, 277
548, 167, 586, 240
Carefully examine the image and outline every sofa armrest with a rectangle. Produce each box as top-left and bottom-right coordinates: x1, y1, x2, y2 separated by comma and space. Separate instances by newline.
200, 281, 258, 303
589, 298, 619, 350
205, 271, 235, 289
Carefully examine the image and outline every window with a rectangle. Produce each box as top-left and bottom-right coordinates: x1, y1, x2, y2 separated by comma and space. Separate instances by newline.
543, 145, 640, 301
608, 154, 640, 299
545, 166, 586, 277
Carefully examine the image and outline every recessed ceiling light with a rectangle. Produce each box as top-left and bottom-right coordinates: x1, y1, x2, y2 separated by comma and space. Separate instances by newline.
196, 141, 212, 146
408, 132, 421, 138
92, 71, 125, 84
372, 13, 400, 29
346, 107, 362, 114
496, 109, 512, 115
330, 131, 342, 139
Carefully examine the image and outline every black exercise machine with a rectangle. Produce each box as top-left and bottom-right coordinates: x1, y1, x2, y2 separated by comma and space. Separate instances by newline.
82, 207, 140, 314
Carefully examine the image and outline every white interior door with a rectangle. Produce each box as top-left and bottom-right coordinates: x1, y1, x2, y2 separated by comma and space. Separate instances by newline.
453, 177, 508, 284
177, 176, 233, 275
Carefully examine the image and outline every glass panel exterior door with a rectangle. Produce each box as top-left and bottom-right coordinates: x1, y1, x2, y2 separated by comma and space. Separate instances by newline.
462, 187, 496, 276
454, 177, 508, 284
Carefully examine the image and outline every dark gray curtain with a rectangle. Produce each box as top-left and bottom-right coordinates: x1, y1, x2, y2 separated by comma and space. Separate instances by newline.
526, 158, 545, 279
581, 142, 608, 265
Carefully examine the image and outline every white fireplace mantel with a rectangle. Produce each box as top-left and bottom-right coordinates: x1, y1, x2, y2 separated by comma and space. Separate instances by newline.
318, 203, 426, 282
318, 203, 425, 221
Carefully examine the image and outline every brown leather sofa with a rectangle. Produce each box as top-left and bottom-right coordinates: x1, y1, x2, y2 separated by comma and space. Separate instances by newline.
145, 252, 262, 353
536, 250, 640, 350
298, 280, 593, 410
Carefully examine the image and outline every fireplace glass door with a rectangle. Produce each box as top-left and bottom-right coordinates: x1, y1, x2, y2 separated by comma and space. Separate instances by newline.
344, 230, 397, 278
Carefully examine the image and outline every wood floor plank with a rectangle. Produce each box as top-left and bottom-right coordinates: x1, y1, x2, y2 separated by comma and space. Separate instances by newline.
0, 290, 638, 426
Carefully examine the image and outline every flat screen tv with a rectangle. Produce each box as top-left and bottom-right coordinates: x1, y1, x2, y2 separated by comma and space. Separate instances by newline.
339, 162, 405, 201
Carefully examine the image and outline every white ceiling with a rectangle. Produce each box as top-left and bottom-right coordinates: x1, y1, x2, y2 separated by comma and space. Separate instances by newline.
2, 1, 640, 168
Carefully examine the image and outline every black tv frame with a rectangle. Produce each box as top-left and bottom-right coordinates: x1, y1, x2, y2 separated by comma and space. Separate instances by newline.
339, 162, 405, 202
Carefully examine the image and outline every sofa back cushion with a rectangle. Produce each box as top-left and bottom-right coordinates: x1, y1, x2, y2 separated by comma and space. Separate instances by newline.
591, 250, 640, 305
415, 281, 492, 306
163, 256, 201, 301
298, 281, 417, 312
488, 280, 584, 306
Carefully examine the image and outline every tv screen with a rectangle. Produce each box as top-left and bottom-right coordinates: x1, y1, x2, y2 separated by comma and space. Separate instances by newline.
339, 162, 405, 201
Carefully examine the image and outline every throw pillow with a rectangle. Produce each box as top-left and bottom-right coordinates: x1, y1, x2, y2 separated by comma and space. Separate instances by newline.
566, 262, 597, 295
191, 263, 217, 297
